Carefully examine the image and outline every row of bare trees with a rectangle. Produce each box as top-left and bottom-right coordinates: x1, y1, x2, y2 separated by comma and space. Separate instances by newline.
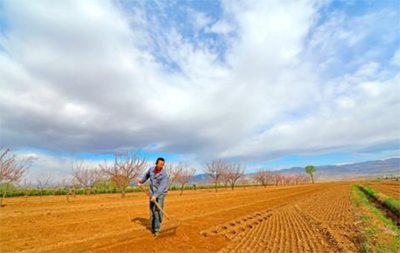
99, 153, 147, 197
72, 159, 198, 197
0, 148, 32, 206
1, 147, 313, 206
65, 153, 148, 198
70, 158, 311, 196
0, 149, 149, 206
253, 169, 310, 187
203, 160, 245, 191
202, 161, 311, 191
165, 163, 196, 195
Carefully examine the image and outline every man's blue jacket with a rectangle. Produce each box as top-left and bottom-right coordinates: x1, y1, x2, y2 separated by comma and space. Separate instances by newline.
140, 167, 169, 198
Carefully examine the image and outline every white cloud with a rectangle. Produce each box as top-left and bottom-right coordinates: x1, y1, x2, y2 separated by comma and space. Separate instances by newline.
220, 68, 400, 161
391, 48, 400, 67
207, 20, 235, 35
354, 62, 380, 78
188, 8, 212, 32
0, 0, 398, 175
13, 151, 74, 183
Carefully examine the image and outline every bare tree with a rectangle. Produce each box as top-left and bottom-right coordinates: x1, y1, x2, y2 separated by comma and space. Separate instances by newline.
204, 160, 228, 192
166, 163, 183, 190
37, 175, 52, 197
70, 177, 79, 198
176, 165, 196, 195
273, 173, 284, 186
227, 163, 244, 190
238, 176, 250, 190
17, 179, 32, 202
0, 148, 32, 206
300, 174, 311, 184
61, 179, 71, 202
279, 174, 310, 186
292, 174, 309, 185
283, 175, 293, 186
220, 166, 230, 190
72, 162, 103, 195
60, 177, 80, 202
100, 152, 147, 197
254, 169, 273, 187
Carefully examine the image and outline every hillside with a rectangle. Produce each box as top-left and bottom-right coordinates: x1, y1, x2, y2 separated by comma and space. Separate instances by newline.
191, 158, 400, 182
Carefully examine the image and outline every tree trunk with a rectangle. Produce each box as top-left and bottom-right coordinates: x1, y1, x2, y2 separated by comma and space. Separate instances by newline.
66, 187, 72, 202
0, 192, 6, 207
1, 184, 9, 207
180, 185, 184, 195
24, 193, 29, 202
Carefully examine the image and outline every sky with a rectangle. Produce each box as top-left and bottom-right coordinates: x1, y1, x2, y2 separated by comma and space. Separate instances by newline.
0, 0, 399, 182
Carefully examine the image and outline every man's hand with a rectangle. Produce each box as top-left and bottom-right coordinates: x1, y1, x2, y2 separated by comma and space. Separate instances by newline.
151, 196, 156, 202
138, 182, 142, 187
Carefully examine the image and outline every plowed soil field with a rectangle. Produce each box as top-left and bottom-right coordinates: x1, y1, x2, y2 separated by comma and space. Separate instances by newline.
0, 182, 362, 253
364, 181, 400, 199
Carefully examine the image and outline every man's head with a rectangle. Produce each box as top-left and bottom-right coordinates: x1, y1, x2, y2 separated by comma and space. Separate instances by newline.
155, 157, 165, 170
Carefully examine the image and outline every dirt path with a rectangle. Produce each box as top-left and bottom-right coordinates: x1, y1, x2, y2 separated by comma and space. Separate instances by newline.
0, 182, 361, 253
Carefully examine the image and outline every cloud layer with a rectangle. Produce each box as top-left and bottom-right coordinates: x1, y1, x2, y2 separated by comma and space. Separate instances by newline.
0, 0, 399, 177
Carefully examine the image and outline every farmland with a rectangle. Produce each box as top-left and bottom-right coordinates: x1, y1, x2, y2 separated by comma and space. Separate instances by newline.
363, 181, 400, 199
0, 181, 398, 253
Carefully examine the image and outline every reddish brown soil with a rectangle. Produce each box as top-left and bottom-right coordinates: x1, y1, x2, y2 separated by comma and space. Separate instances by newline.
364, 181, 400, 199
0, 182, 362, 253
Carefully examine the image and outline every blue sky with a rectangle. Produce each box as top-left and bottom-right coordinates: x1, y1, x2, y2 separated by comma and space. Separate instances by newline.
0, 0, 399, 180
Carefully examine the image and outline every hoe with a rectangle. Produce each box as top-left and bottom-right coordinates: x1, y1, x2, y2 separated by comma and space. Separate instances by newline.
139, 185, 180, 235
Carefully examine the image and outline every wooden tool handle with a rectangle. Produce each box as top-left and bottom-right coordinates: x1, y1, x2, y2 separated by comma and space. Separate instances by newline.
139, 185, 171, 221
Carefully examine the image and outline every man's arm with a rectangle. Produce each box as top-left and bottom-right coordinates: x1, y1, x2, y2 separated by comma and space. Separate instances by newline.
153, 173, 169, 198
138, 168, 150, 185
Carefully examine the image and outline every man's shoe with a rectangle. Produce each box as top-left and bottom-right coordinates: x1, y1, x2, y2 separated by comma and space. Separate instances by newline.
154, 232, 160, 237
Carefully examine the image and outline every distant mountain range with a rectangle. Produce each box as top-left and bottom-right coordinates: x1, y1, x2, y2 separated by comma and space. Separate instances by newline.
190, 157, 400, 183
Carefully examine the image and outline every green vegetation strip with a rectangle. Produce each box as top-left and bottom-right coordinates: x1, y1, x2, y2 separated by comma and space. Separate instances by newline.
360, 185, 400, 217
0, 182, 261, 198
351, 185, 400, 253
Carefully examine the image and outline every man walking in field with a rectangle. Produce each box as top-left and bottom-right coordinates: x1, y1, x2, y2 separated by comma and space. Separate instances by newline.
138, 157, 169, 237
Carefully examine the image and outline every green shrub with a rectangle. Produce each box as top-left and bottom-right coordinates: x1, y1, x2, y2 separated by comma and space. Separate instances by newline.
362, 185, 378, 196
385, 198, 400, 211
